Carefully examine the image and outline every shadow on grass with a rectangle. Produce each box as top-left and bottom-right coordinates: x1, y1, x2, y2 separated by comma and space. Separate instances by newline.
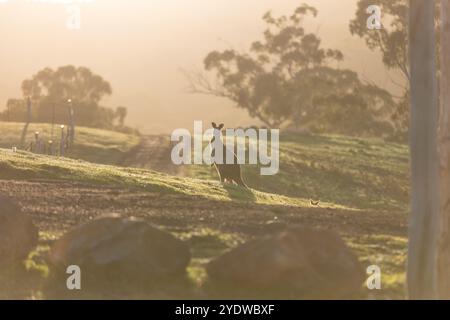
201, 280, 367, 300
0, 261, 46, 300
45, 271, 198, 300
223, 183, 257, 202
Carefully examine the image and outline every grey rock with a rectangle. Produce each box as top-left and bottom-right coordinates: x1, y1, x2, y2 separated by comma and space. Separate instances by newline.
207, 227, 365, 299
50, 215, 191, 282
0, 195, 38, 263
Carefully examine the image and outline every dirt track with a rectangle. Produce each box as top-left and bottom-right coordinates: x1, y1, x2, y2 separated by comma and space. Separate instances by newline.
121, 135, 179, 174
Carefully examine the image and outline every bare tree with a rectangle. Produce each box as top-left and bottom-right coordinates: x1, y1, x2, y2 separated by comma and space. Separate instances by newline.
408, 0, 440, 299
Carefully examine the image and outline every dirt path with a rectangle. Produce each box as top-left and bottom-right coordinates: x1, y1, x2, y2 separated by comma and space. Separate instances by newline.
121, 135, 179, 175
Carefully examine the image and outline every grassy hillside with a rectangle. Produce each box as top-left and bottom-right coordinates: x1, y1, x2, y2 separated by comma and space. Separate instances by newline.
0, 121, 140, 165
183, 132, 410, 212
0, 128, 410, 299
0, 148, 348, 208
0, 143, 408, 299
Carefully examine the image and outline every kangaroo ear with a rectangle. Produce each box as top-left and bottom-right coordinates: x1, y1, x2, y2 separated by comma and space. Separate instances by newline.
218, 123, 224, 130
212, 122, 217, 129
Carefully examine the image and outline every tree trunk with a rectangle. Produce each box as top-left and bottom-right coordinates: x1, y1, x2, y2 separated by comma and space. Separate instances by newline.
408, 0, 440, 299
438, 0, 450, 299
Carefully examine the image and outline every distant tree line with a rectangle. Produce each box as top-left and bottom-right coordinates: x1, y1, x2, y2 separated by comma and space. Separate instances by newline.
186, 4, 405, 139
0, 65, 134, 134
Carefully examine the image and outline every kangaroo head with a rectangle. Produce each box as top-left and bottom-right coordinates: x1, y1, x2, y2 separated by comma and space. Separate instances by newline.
211, 122, 224, 143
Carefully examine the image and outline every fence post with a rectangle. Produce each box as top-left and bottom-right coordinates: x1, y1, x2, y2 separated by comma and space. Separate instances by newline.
67, 99, 75, 145
60, 125, 65, 157
34, 131, 40, 154
20, 97, 32, 148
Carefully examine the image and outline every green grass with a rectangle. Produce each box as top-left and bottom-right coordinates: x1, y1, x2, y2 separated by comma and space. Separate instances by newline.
183, 132, 410, 211
0, 121, 140, 165
346, 234, 407, 298
0, 122, 410, 211
0, 148, 348, 208
0, 129, 410, 299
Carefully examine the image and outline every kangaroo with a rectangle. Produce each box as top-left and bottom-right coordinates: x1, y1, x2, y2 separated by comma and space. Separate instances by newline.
210, 122, 247, 188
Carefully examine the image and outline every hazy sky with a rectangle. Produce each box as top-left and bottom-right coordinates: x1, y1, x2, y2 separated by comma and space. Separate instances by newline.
0, 0, 398, 133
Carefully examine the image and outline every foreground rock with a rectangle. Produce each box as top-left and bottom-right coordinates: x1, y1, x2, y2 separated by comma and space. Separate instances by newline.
207, 227, 365, 299
49, 215, 191, 286
0, 195, 38, 263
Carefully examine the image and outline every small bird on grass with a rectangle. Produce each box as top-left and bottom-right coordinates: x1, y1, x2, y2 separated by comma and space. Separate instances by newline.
310, 199, 320, 207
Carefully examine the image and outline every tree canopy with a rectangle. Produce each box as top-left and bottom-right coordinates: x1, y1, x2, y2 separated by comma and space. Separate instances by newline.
350, 0, 410, 133
187, 4, 396, 136
350, 0, 408, 79
1, 66, 129, 131
21, 65, 112, 104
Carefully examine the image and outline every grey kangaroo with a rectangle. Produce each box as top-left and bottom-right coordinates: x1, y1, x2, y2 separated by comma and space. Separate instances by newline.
210, 122, 247, 188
